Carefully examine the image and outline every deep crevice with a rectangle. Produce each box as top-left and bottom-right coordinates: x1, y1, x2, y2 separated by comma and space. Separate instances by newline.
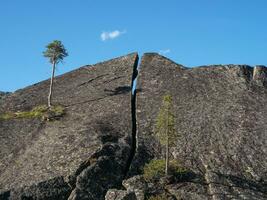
65, 54, 140, 199
0, 54, 141, 200
123, 54, 139, 176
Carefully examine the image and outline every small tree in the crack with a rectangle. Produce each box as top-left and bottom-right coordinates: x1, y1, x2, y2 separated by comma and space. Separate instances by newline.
43, 40, 68, 107
155, 94, 178, 176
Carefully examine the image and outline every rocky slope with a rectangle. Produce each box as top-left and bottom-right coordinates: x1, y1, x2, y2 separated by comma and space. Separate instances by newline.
0, 53, 266, 200
0, 53, 138, 199
0, 92, 9, 101
133, 53, 267, 199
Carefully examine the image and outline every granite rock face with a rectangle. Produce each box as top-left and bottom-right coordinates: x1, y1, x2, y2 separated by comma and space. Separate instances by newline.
0, 52, 266, 199
0, 53, 138, 199
0, 92, 9, 102
105, 189, 137, 200
135, 53, 267, 199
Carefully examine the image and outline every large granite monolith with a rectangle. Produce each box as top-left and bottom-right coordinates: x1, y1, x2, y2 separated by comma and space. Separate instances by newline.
135, 53, 267, 199
1, 52, 266, 200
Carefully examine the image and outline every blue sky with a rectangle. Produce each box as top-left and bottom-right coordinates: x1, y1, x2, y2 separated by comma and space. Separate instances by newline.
1, 0, 267, 92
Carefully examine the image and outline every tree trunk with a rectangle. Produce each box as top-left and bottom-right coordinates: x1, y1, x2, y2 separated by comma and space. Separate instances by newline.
165, 137, 169, 176
48, 62, 56, 108
165, 105, 170, 176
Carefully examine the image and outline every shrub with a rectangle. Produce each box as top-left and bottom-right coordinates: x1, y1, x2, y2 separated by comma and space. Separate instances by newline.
143, 159, 165, 181
49, 105, 65, 116
143, 159, 188, 181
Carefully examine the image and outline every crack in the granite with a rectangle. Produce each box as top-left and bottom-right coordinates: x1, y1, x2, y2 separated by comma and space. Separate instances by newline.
123, 54, 139, 176
66, 54, 140, 200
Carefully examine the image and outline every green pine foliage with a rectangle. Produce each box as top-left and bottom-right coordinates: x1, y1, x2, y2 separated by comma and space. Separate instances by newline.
43, 40, 68, 107
43, 40, 68, 64
155, 94, 179, 175
156, 95, 177, 146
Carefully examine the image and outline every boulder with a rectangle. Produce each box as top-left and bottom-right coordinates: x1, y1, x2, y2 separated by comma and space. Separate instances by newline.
105, 189, 136, 200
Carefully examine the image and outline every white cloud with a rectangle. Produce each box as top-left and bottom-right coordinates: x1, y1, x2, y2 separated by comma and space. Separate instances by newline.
101, 30, 126, 41
159, 49, 171, 55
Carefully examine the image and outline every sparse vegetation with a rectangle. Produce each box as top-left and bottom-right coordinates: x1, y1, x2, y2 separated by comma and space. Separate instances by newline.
43, 40, 68, 107
155, 94, 179, 175
0, 105, 65, 121
143, 159, 188, 181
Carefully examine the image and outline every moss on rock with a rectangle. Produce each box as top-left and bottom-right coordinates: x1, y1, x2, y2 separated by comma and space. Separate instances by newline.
0, 105, 65, 121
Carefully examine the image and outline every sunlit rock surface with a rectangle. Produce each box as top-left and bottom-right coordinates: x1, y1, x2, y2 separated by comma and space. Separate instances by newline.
1, 52, 266, 199
135, 53, 267, 199
0, 53, 138, 199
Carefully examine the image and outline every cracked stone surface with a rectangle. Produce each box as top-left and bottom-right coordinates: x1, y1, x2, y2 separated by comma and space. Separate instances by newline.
135, 53, 267, 199
0, 52, 266, 200
0, 53, 138, 199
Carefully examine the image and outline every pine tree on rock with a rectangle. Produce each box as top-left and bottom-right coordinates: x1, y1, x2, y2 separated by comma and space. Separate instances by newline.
156, 94, 178, 176
43, 40, 68, 108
